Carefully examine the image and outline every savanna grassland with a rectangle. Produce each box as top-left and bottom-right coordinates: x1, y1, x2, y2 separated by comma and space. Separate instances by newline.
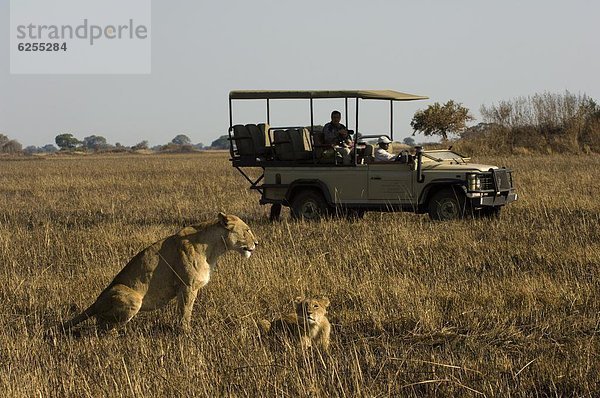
0, 152, 599, 397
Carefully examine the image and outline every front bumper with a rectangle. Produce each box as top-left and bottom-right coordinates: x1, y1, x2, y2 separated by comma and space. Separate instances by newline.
468, 191, 518, 207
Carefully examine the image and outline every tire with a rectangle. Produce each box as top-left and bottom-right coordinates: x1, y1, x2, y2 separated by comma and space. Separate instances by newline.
290, 190, 329, 220
428, 187, 468, 221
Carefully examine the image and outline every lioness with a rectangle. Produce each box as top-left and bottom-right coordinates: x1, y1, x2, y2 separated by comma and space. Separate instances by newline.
259, 296, 331, 352
61, 212, 258, 333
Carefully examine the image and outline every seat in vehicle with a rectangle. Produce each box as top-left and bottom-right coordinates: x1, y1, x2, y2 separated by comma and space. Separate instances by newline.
231, 124, 254, 157
272, 128, 312, 161
363, 144, 375, 164
245, 124, 268, 157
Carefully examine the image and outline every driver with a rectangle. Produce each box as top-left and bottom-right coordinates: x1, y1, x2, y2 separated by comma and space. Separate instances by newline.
374, 136, 396, 162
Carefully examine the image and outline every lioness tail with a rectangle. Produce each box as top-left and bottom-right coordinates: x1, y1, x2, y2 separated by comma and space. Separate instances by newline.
60, 304, 97, 331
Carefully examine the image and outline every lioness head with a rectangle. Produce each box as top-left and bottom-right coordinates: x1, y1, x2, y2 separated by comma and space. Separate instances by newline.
218, 212, 258, 258
294, 295, 330, 326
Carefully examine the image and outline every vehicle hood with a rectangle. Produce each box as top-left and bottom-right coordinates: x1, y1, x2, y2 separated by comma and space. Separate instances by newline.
421, 162, 498, 172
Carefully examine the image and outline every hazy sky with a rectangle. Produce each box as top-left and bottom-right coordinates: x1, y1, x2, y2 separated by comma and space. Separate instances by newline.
1, 0, 599, 147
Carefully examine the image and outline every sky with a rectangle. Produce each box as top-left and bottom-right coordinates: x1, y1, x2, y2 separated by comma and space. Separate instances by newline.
1, 0, 599, 147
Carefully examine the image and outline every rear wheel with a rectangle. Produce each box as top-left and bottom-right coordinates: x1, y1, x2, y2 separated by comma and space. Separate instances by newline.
291, 190, 329, 220
428, 187, 467, 221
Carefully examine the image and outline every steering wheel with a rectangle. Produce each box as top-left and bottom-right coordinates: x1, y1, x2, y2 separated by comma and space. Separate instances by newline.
395, 151, 411, 163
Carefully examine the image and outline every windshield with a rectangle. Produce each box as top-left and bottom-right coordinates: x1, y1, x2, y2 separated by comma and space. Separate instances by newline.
423, 150, 468, 162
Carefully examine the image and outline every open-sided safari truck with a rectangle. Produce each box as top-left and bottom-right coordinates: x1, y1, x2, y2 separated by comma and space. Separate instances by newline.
227, 90, 517, 221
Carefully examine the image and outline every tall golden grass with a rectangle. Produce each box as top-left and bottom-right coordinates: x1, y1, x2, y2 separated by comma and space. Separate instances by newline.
0, 152, 599, 397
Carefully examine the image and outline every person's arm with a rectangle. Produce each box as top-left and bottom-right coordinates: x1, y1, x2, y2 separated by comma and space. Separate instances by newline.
337, 124, 351, 146
375, 148, 396, 161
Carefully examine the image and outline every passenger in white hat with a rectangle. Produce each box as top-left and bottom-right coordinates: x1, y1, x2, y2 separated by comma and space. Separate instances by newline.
374, 136, 396, 162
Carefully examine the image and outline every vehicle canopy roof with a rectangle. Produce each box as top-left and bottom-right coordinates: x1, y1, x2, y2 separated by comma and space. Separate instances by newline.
229, 89, 428, 101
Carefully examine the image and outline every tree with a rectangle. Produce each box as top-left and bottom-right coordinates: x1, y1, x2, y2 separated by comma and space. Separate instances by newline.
171, 134, 191, 146
1, 140, 22, 153
210, 135, 229, 149
0, 134, 23, 154
55, 133, 81, 149
24, 146, 39, 154
132, 140, 149, 150
41, 144, 58, 153
402, 136, 415, 146
410, 100, 474, 140
82, 135, 108, 150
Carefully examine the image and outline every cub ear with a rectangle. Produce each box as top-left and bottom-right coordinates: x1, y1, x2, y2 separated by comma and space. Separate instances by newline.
316, 295, 330, 308
218, 212, 231, 229
293, 296, 304, 308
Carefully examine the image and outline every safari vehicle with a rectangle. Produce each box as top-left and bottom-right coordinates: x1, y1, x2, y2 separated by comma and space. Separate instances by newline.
227, 90, 517, 221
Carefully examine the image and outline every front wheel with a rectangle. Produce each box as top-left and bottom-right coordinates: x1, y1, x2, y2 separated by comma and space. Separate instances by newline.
428, 187, 468, 221
290, 190, 329, 220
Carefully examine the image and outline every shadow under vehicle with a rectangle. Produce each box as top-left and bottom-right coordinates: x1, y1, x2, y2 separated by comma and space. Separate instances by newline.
227, 90, 517, 221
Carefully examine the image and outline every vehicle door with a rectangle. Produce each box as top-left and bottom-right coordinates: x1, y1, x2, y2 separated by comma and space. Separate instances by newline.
367, 163, 414, 203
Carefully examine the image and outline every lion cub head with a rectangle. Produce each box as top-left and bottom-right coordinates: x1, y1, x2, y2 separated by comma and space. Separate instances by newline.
259, 295, 332, 352
218, 212, 258, 258
294, 295, 330, 327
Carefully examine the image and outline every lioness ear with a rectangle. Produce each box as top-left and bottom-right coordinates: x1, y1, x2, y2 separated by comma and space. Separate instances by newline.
316, 296, 330, 308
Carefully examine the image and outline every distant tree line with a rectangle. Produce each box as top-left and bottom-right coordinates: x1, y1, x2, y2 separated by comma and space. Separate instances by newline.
1, 132, 217, 156
51, 133, 207, 153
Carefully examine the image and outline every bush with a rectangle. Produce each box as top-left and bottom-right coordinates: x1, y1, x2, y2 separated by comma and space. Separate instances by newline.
132, 141, 149, 150
210, 135, 229, 149
0, 134, 23, 154
475, 91, 600, 154
159, 143, 197, 153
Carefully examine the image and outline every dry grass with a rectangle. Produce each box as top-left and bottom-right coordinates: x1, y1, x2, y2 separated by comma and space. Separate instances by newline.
0, 152, 599, 397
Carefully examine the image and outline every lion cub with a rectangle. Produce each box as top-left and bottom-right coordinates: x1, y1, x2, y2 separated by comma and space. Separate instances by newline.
259, 296, 331, 352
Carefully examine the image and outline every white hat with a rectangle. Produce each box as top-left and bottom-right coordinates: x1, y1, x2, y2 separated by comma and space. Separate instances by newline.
377, 136, 392, 144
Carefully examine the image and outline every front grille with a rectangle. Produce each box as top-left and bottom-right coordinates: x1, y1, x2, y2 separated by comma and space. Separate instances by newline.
493, 169, 512, 191
480, 173, 495, 191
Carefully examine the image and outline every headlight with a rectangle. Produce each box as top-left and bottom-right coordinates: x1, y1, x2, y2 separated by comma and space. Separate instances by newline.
467, 174, 481, 191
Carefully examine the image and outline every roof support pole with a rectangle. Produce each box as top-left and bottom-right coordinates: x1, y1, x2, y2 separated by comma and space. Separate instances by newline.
266, 99, 270, 125
390, 99, 394, 140
355, 97, 359, 165
345, 98, 349, 127
310, 98, 315, 163
229, 97, 233, 128
310, 97, 314, 128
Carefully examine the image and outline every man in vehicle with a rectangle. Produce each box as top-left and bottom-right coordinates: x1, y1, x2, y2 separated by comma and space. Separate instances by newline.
374, 136, 397, 162
323, 110, 352, 165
